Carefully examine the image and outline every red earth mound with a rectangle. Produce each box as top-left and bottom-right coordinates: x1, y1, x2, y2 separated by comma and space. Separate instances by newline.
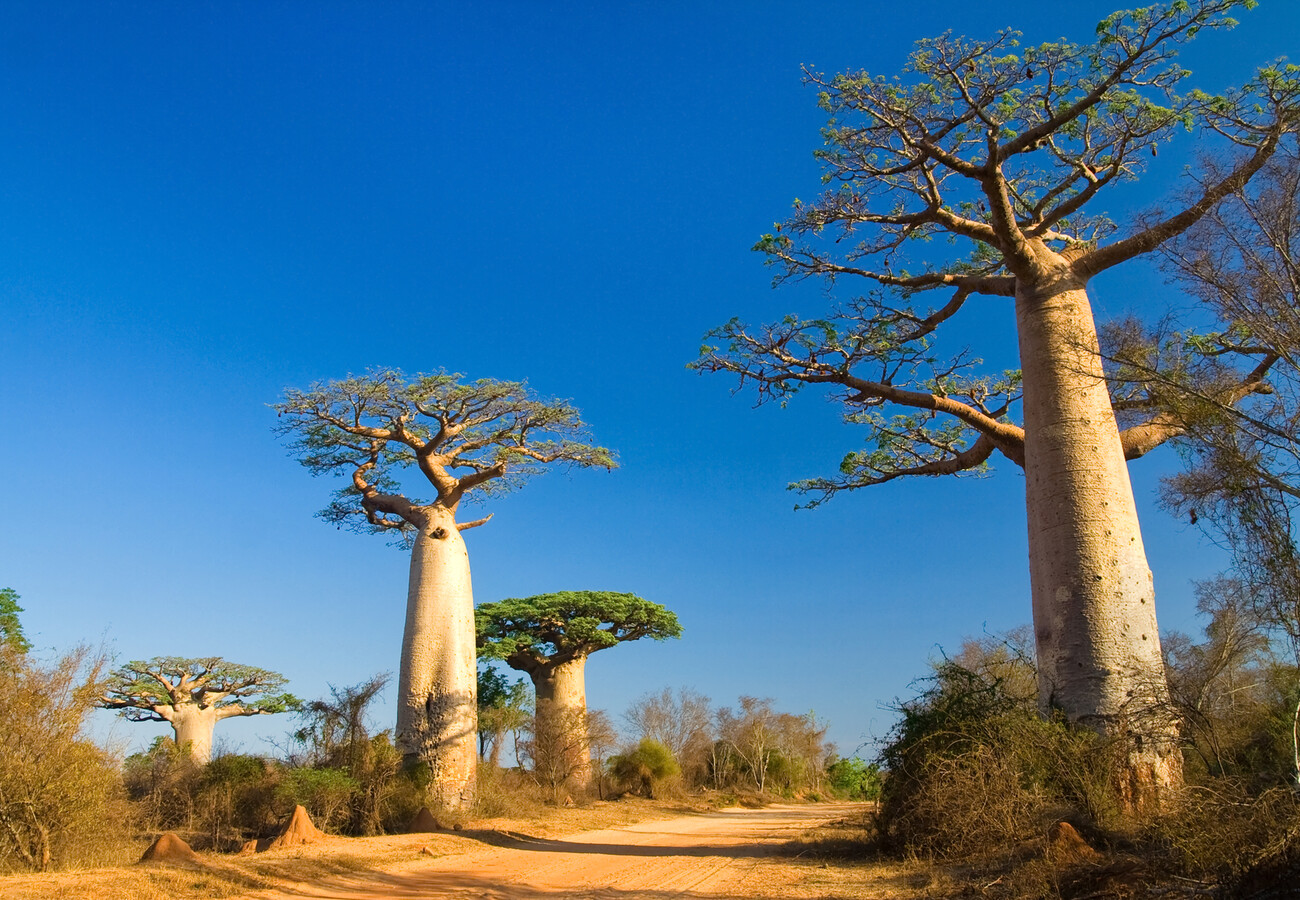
265, 804, 325, 850
138, 832, 199, 865
407, 806, 443, 833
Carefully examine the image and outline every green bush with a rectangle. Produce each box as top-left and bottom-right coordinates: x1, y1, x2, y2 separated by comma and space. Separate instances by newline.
123, 737, 202, 833
826, 757, 882, 801
609, 739, 680, 799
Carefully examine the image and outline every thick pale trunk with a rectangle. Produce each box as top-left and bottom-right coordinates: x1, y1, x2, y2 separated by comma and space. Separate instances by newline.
171, 704, 220, 765
396, 507, 477, 810
1016, 278, 1181, 811
531, 656, 591, 795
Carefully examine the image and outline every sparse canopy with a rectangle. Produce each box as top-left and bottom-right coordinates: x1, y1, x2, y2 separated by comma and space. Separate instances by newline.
273, 369, 615, 535
696, 0, 1298, 498
476, 591, 682, 673
100, 657, 296, 764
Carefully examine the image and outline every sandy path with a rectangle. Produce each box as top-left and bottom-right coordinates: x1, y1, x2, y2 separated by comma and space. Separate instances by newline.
255, 802, 864, 900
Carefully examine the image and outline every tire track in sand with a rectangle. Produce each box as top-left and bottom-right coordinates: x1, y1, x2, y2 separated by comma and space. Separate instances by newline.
253, 802, 864, 900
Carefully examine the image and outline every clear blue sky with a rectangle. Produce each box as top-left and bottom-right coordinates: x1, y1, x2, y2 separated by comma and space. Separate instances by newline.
2, 1, 1297, 759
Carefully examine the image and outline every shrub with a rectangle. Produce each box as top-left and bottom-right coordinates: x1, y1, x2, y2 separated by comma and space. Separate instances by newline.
123, 737, 202, 833
826, 757, 882, 801
609, 739, 680, 798
1152, 781, 1300, 887
0, 641, 127, 872
473, 764, 547, 818
198, 754, 279, 847
275, 767, 358, 832
876, 658, 1119, 859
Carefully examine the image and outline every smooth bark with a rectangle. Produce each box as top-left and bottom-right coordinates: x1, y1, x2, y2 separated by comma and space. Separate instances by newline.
396, 506, 477, 810
1017, 265, 1181, 808
530, 656, 591, 793
169, 704, 221, 765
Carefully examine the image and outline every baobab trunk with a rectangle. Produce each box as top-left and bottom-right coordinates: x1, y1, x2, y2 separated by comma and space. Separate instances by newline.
531, 656, 591, 794
396, 506, 477, 810
1016, 273, 1181, 811
170, 704, 220, 764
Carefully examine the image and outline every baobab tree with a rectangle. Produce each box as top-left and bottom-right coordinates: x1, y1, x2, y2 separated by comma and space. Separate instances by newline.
476, 591, 681, 794
694, 0, 1299, 809
100, 657, 296, 764
275, 370, 613, 809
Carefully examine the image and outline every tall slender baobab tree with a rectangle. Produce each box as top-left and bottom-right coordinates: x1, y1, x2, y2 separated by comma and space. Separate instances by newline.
694, 1, 1299, 810
275, 370, 614, 809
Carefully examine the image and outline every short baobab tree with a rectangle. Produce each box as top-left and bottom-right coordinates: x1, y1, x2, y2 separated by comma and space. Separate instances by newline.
476, 591, 681, 795
100, 657, 296, 764
274, 370, 614, 810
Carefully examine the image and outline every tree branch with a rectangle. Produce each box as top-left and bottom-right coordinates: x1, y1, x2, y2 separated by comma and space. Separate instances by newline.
1077, 127, 1284, 278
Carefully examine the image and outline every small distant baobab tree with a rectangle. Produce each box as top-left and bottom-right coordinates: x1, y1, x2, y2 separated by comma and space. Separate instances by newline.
274, 370, 614, 810
476, 591, 682, 795
100, 657, 296, 764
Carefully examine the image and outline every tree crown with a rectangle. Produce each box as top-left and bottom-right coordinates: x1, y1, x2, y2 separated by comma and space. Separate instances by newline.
273, 368, 615, 537
693, 0, 1300, 505
0, 587, 31, 658
100, 657, 298, 722
476, 591, 682, 671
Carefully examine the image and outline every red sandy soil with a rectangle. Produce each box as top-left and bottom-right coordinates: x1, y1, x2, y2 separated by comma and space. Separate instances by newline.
249, 802, 867, 899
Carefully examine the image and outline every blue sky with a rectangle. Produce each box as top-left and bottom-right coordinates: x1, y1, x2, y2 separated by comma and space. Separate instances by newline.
2, 1, 1298, 759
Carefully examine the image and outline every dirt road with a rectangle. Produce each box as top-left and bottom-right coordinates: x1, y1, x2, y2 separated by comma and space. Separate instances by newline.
255, 802, 867, 900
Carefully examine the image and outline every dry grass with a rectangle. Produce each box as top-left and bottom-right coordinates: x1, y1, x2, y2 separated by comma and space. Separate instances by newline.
0, 796, 690, 900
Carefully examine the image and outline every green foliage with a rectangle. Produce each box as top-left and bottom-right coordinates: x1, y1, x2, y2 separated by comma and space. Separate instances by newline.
349, 732, 406, 835
290, 676, 411, 835
709, 698, 830, 795
477, 666, 531, 764
293, 673, 390, 772
609, 739, 680, 799
0, 587, 30, 657
476, 591, 681, 669
826, 757, 882, 801
101, 657, 298, 721
273, 368, 616, 538
1163, 578, 1300, 789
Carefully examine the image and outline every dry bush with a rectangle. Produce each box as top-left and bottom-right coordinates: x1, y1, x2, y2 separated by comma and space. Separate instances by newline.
877, 655, 1120, 861
123, 738, 202, 834
1152, 781, 1300, 885
0, 643, 130, 872
473, 764, 548, 818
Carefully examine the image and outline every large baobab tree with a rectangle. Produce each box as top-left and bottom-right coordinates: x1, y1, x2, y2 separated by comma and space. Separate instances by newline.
275, 370, 614, 809
100, 657, 296, 764
476, 591, 681, 795
694, 1, 1300, 810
